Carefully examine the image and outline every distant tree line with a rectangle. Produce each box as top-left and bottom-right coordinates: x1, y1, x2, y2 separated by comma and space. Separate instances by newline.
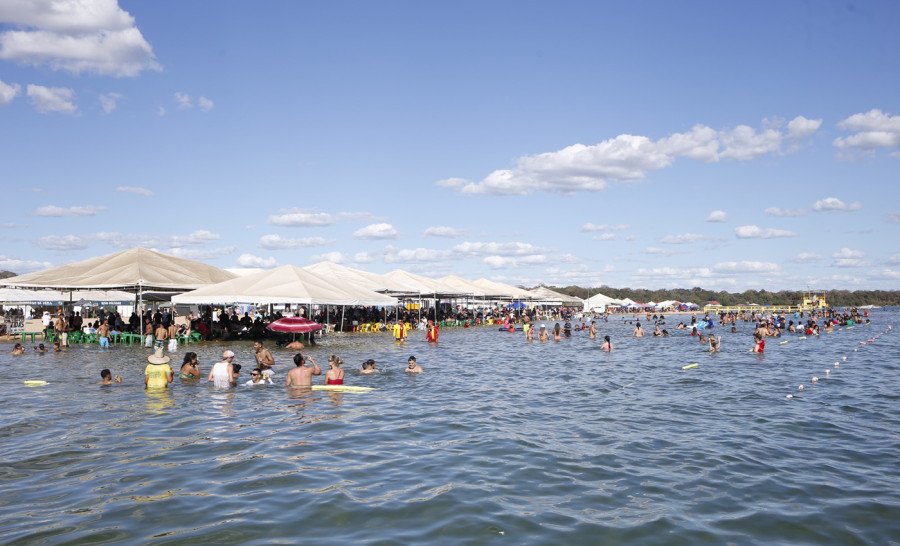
0, 271, 16, 280
542, 285, 900, 308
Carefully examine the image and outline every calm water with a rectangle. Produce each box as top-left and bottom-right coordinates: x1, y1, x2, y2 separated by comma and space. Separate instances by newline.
1, 311, 899, 545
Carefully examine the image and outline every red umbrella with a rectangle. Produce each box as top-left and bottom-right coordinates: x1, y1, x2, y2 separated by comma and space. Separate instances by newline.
267, 317, 323, 334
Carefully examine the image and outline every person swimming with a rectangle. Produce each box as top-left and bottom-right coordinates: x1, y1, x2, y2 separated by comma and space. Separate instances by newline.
361, 359, 377, 374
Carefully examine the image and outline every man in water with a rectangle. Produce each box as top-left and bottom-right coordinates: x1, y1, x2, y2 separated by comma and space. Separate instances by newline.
97, 319, 111, 348
154, 321, 168, 349
254, 341, 276, 378
100, 369, 123, 385
406, 355, 423, 374
589, 321, 597, 340
209, 350, 236, 388
361, 359, 377, 374
285, 353, 321, 387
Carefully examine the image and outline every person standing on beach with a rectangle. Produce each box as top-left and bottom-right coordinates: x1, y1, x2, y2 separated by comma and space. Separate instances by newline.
254, 341, 275, 378
285, 353, 321, 387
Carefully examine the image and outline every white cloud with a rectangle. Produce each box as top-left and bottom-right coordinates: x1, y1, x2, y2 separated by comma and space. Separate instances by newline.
311, 251, 347, 263
792, 252, 821, 263
166, 246, 235, 260
36, 204, 104, 216
833, 109, 900, 154
787, 116, 823, 139
268, 210, 334, 227
423, 226, 464, 238
867, 268, 900, 281
713, 261, 779, 273
812, 197, 862, 212
26, 84, 76, 114
383, 246, 451, 264
593, 233, 616, 241
258, 234, 330, 249
236, 253, 277, 268
660, 233, 705, 244
888, 212, 900, 224
706, 210, 727, 222
764, 207, 805, 217
116, 185, 152, 196
353, 223, 399, 239
643, 247, 674, 255
886, 253, 900, 265
174, 92, 192, 109
581, 223, 629, 232
441, 117, 819, 195
37, 234, 87, 250
0, 0, 160, 77
169, 230, 219, 246
0, 79, 21, 106
96, 231, 160, 248
734, 225, 797, 239
484, 256, 516, 269
197, 96, 214, 112
832, 247, 866, 268
483, 254, 547, 269
453, 241, 543, 256
98, 91, 121, 113
0, 255, 51, 273
353, 251, 375, 263
157, 106, 166, 117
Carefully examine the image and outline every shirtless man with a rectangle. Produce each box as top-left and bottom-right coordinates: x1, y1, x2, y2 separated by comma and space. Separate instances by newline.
254, 341, 275, 378
167, 321, 179, 352
589, 321, 597, 340
154, 322, 168, 349
633, 322, 644, 337
97, 319, 111, 348
54, 313, 68, 347
405, 355, 423, 374
285, 353, 321, 387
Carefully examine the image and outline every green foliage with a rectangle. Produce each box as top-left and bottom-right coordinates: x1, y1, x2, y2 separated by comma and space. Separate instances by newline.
540, 285, 900, 307
0, 270, 17, 280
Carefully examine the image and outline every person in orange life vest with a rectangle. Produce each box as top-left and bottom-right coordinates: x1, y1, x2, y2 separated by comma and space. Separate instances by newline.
426, 320, 439, 343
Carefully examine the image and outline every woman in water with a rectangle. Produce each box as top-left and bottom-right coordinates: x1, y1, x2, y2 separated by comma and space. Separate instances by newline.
11, 343, 24, 355
179, 352, 200, 380
601, 335, 612, 351
752, 332, 765, 353
361, 359, 377, 374
325, 355, 344, 385
553, 323, 562, 341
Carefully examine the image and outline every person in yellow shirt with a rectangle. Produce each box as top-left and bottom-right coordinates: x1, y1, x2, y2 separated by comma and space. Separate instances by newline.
144, 347, 174, 389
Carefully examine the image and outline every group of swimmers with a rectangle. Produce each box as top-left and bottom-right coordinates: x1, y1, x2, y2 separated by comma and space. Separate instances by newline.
95, 340, 424, 390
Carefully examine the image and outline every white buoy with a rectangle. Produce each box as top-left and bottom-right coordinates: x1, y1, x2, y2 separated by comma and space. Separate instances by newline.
786, 394, 794, 399
835, 362, 840, 368
825, 369, 830, 376
812, 376, 819, 383
798, 384, 805, 391
842, 356, 847, 361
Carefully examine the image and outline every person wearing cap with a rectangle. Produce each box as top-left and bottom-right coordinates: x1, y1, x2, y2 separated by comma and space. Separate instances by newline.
405, 355, 423, 374
145, 347, 174, 389
538, 324, 549, 342
209, 350, 236, 388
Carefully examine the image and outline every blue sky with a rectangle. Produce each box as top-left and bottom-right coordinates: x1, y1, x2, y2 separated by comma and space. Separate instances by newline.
1, 0, 898, 291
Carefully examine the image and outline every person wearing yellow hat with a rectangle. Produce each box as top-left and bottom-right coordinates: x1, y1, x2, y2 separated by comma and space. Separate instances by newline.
145, 347, 174, 389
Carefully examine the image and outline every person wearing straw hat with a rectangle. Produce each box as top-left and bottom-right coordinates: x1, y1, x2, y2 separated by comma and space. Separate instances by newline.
144, 347, 174, 389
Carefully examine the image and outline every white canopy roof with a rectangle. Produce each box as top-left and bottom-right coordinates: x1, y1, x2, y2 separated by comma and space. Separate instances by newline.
303, 261, 390, 292
381, 269, 464, 297
0, 288, 134, 305
582, 291, 622, 311
526, 286, 582, 305
472, 278, 531, 299
171, 265, 397, 306
1, 247, 236, 291
437, 275, 484, 297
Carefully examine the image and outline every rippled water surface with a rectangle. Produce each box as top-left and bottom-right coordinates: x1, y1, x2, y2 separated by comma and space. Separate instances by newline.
2, 311, 899, 545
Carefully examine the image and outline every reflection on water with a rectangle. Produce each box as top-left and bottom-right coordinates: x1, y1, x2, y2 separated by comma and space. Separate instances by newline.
0, 311, 899, 544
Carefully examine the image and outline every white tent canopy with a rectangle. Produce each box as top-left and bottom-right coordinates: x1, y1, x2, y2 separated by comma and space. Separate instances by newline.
1, 247, 236, 291
472, 278, 531, 299
303, 261, 390, 293
0, 288, 134, 305
171, 265, 397, 306
582, 292, 621, 312
526, 286, 582, 305
381, 269, 464, 297
437, 275, 485, 297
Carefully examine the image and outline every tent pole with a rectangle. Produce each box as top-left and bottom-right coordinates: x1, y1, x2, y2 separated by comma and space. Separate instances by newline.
340, 305, 345, 333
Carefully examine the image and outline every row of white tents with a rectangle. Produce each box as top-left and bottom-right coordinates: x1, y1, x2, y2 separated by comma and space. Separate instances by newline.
0, 248, 584, 310
582, 292, 700, 313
